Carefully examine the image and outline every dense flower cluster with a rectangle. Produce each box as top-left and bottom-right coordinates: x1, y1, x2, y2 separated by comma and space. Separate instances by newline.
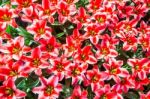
0, 0, 150, 99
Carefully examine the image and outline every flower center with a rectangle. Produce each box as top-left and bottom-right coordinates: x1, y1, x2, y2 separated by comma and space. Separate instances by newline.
126, 25, 131, 31
56, 63, 64, 72
72, 68, 80, 76
141, 41, 148, 47
97, 17, 105, 23
91, 75, 98, 83
9, 70, 18, 76
93, 5, 98, 10
101, 48, 109, 55
65, 0, 73, 4
68, 45, 75, 52
78, 17, 86, 23
126, 37, 134, 45
22, 0, 30, 8
44, 9, 51, 15
12, 47, 21, 54
45, 86, 54, 95
80, 54, 87, 61
89, 30, 96, 36
5, 87, 14, 96
37, 28, 45, 35
2, 14, 11, 21
61, 9, 69, 16
110, 68, 117, 74
46, 44, 54, 52
100, 94, 108, 99
134, 64, 140, 71
32, 58, 41, 67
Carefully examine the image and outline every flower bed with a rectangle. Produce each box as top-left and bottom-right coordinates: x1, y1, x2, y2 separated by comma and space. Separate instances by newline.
0, 0, 150, 98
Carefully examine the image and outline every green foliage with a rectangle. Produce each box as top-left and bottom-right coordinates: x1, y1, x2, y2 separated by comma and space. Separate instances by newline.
17, 78, 39, 92
0, 0, 10, 6
75, 0, 89, 8
5, 25, 40, 47
16, 73, 39, 99
6, 25, 19, 37
56, 32, 65, 38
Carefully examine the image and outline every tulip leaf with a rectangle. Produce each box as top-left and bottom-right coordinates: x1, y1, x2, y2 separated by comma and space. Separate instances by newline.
75, 0, 89, 8
56, 32, 65, 38
16, 78, 26, 90
0, 0, 10, 6
17, 78, 39, 93
17, 27, 34, 40
6, 25, 19, 37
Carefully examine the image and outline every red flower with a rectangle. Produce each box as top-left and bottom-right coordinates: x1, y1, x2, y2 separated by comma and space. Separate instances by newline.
70, 29, 84, 44
94, 84, 116, 99
121, 17, 139, 34
39, 36, 60, 57
108, 21, 124, 37
63, 36, 80, 57
132, 2, 148, 19
74, 46, 97, 64
73, 7, 89, 29
84, 24, 105, 45
96, 40, 118, 60
68, 85, 87, 99
127, 58, 149, 80
0, 5, 17, 27
120, 33, 138, 51
0, 78, 26, 99
112, 76, 134, 93
0, 36, 31, 60
36, 0, 56, 23
87, 0, 103, 12
138, 21, 150, 36
0, 60, 29, 80
47, 56, 71, 81
23, 47, 49, 75
140, 91, 150, 99
85, 66, 107, 91
21, 4, 40, 23
32, 76, 62, 99
103, 58, 129, 83
93, 13, 108, 26
27, 19, 52, 41
117, 4, 133, 18
12, 0, 36, 8
131, 74, 149, 90
138, 35, 150, 51
58, 2, 75, 23
66, 63, 88, 85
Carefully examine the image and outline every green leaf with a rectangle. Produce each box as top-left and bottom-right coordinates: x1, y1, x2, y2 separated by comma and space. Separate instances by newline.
56, 32, 65, 38
75, 0, 89, 8
26, 79, 39, 89
25, 38, 31, 46
17, 27, 33, 40
122, 64, 132, 73
123, 92, 139, 99
0, 1, 2, 5
17, 78, 26, 90
6, 25, 19, 37
0, 0, 10, 6
17, 78, 39, 93
12, 5, 17, 9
